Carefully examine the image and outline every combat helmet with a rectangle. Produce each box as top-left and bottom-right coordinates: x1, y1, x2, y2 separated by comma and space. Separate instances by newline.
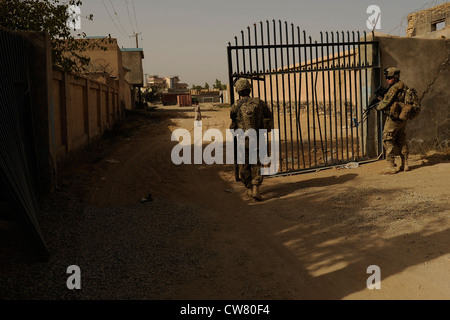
235, 79, 251, 92
384, 67, 400, 79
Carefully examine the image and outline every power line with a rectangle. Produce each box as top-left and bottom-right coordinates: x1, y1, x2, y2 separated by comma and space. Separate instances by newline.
132, 0, 140, 33
109, 0, 131, 37
125, 0, 143, 48
125, 0, 136, 34
101, 0, 129, 38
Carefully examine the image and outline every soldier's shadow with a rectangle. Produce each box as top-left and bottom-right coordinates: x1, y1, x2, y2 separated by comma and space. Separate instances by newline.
262, 173, 358, 200
408, 151, 450, 171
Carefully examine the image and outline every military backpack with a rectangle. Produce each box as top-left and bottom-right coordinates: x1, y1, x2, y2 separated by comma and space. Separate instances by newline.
238, 97, 264, 131
399, 87, 421, 121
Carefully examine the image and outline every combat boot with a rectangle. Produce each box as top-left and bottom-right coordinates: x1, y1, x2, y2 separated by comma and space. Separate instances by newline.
252, 185, 262, 201
380, 160, 397, 175
400, 156, 410, 172
247, 188, 253, 198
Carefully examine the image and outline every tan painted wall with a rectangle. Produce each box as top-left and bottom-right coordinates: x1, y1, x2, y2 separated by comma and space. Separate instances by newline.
52, 68, 122, 161
376, 34, 450, 153
64, 38, 133, 111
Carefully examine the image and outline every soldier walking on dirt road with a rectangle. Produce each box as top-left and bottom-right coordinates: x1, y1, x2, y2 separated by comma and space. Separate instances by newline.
230, 79, 273, 201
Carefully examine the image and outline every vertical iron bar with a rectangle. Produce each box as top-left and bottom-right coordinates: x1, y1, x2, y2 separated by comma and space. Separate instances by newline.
314, 38, 325, 165
331, 32, 338, 163
357, 31, 365, 159
227, 44, 235, 105
235, 36, 240, 78
247, 26, 253, 95
259, 22, 271, 160
266, 21, 276, 168
260, 22, 268, 104
279, 20, 288, 171
241, 30, 246, 75
326, 32, 334, 164
310, 36, 317, 167
352, 31, 360, 160
272, 20, 282, 171
234, 36, 240, 101
266, 21, 275, 123
297, 27, 306, 169
336, 32, 344, 161
303, 30, 311, 168
347, 31, 354, 161
285, 21, 294, 170
292, 24, 300, 170
254, 24, 261, 98
320, 32, 328, 165
341, 31, 349, 161
364, 31, 370, 158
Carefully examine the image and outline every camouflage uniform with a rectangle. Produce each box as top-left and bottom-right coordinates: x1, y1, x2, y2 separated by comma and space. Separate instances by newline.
230, 79, 273, 200
376, 68, 410, 173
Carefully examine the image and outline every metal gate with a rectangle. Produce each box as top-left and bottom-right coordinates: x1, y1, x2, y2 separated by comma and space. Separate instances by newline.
227, 20, 382, 176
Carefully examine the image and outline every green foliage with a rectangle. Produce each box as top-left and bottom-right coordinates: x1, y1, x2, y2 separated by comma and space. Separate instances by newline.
213, 79, 227, 90
192, 80, 227, 91
143, 86, 162, 104
0, 0, 108, 73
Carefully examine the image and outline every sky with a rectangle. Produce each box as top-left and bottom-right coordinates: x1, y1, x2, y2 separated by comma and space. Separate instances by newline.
75, 0, 447, 87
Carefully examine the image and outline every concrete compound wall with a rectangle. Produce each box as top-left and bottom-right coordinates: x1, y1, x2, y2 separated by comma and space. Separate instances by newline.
376, 34, 450, 154
52, 68, 122, 162
68, 38, 133, 111
14, 31, 124, 193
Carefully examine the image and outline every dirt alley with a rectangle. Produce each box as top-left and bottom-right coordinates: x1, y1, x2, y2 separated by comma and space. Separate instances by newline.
1, 104, 449, 300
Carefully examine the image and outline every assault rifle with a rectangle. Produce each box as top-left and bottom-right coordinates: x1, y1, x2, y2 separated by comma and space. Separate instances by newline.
368, 85, 388, 110
362, 86, 389, 122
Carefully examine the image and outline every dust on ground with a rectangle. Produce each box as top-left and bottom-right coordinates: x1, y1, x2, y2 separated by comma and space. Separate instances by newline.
1, 104, 449, 300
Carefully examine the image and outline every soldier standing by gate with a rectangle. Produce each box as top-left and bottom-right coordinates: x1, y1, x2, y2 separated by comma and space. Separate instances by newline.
230, 79, 273, 201
376, 68, 412, 175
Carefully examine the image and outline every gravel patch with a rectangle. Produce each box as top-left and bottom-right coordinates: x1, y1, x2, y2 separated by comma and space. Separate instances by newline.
0, 190, 207, 300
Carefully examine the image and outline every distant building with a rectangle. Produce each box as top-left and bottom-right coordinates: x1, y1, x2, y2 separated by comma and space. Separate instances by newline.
121, 48, 144, 86
121, 48, 145, 108
147, 75, 167, 90
146, 75, 188, 92
190, 88, 221, 103
165, 76, 189, 91
407, 2, 450, 38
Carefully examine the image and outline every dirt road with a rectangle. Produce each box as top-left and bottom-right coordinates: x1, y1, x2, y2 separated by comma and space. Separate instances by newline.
1, 104, 449, 300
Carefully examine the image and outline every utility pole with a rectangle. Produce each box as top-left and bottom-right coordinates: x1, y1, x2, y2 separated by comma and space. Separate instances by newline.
129, 32, 143, 107
132, 32, 142, 48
